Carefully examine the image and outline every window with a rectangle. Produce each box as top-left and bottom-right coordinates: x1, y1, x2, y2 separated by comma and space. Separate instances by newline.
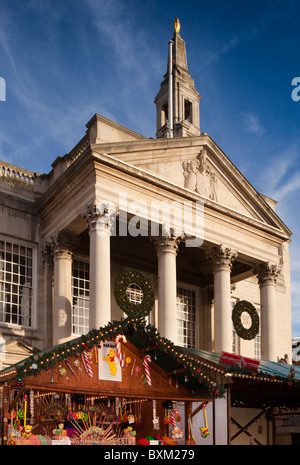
72, 259, 89, 335
184, 100, 193, 123
176, 286, 197, 348
126, 283, 143, 305
0, 239, 34, 327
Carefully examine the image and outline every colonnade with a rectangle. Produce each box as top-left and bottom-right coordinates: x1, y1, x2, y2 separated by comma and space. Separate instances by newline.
44, 204, 280, 362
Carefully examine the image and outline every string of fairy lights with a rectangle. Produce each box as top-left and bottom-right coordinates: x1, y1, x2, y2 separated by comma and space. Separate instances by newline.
0, 316, 299, 394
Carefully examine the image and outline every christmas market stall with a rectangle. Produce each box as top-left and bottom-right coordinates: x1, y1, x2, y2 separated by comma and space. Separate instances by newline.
0, 316, 228, 446
185, 347, 300, 445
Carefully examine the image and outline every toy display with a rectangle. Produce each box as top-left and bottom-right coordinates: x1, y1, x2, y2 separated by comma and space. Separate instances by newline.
3, 392, 189, 445
0, 318, 220, 446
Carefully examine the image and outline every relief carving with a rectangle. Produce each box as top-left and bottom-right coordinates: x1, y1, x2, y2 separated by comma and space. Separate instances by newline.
182, 147, 218, 201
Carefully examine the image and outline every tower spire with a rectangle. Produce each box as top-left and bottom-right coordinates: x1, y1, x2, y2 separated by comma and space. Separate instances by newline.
154, 19, 201, 139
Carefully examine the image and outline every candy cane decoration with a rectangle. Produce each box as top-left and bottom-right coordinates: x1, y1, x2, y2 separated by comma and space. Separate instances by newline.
171, 409, 177, 428
143, 355, 152, 386
115, 334, 127, 368
82, 350, 93, 377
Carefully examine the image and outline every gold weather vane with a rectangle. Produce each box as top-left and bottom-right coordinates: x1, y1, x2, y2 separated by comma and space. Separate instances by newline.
174, 17, 180, 34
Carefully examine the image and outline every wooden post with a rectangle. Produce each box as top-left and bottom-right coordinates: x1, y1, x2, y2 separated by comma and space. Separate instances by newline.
2, 383, 9, 445
227, 385, 231, 445
213, 398, 216, 445
272, 415, 276, 445
185, 401, 192, 441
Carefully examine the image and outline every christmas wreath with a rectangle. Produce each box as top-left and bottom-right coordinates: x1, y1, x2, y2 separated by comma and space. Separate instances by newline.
232, 300, 259, 340
114, 269, 154, 318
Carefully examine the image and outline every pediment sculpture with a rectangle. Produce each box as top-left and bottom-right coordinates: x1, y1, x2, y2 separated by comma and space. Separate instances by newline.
182, 147, 218, 201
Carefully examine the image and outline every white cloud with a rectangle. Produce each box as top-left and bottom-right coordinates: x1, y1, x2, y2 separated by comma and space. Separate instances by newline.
243, 113, 265, 136
272, 172, 300, 202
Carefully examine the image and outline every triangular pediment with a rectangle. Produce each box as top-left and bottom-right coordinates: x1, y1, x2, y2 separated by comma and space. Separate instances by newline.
92, 135, 291, 237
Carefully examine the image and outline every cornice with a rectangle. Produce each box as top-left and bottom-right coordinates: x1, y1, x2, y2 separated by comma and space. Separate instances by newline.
90, 150, 291, 241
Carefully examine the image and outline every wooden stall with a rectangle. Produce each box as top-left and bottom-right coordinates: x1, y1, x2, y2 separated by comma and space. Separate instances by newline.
0, 318, 227, 445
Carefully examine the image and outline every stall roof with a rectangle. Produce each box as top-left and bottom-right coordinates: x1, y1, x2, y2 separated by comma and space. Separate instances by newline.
1, 318, 299, 401
185, 347, 300, 381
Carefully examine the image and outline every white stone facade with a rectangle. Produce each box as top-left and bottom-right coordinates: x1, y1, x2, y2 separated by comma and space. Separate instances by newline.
0, 29, 292, 368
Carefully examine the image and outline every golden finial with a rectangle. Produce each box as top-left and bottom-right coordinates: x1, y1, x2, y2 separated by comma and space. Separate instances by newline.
174, 17, 180, 34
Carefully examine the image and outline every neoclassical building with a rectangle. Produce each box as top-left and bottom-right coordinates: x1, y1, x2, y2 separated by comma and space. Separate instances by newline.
0, 22, 292, 370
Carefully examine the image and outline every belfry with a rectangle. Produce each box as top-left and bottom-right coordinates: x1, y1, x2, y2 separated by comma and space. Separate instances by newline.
155, 18, 201, 138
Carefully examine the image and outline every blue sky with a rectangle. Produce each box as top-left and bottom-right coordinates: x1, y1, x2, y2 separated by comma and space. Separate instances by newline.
1, 0, 300, 336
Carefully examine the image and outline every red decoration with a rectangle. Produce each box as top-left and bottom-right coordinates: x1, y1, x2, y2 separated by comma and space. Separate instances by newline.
220, 351, 260, 371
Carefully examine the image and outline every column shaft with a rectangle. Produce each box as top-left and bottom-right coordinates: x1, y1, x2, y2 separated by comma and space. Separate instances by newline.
83, 203, 116, 330
208, 245, 237, 353
256, 263, 279, 361
89, 226, 111, 329
53, 249, 72, 345
153, 230, 180, 344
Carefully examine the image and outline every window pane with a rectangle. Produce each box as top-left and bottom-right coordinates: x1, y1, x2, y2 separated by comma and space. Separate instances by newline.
72, 259, 89, 335
176, 287, 196, 348
0, 239, 33, 328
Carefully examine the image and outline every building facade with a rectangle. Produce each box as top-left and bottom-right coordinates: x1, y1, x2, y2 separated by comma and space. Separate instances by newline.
0, 22, 292, 370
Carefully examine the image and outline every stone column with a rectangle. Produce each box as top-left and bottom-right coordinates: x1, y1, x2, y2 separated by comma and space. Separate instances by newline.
41, 244, 54, 348
152, 228, 181, 344
255, 262, 279, 362
49, 232, 73, 346
83, 203, 116, 330
207, 245, 237, 353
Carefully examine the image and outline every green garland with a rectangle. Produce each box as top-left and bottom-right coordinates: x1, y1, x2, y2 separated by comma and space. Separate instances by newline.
13, 316, 225, 398
114, 269, 154, 318
232, 300, 259, 340
13, 316, 298, 394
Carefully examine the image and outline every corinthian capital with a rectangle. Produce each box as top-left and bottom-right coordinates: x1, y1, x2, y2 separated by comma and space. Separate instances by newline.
206, 244, 237, 271
44, 231, 76, 257
254, 262, 279, 286
82, 202, 117, 234
151, 226, 181, 255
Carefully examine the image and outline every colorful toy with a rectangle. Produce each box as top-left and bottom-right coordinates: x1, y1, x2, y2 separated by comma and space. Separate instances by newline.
200, 404, 210, 438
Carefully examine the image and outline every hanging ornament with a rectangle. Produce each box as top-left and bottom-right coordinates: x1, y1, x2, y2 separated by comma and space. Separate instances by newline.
163, 409, 171, 424
82, 349, 93, 378
73, 359, 82, 371
29, 390, 34, 424
135, 401, 143, 426
170, 409, 184, 440
173, 408, 181, 422
200, 404, 210, 438
152, 400, 159, 428
171, 409, 177, 429
58, 365, 69, 380
65, 359, 82, 384
115, 334, 127, 368
186, 416, 196, 445
143, 355, 152, 386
